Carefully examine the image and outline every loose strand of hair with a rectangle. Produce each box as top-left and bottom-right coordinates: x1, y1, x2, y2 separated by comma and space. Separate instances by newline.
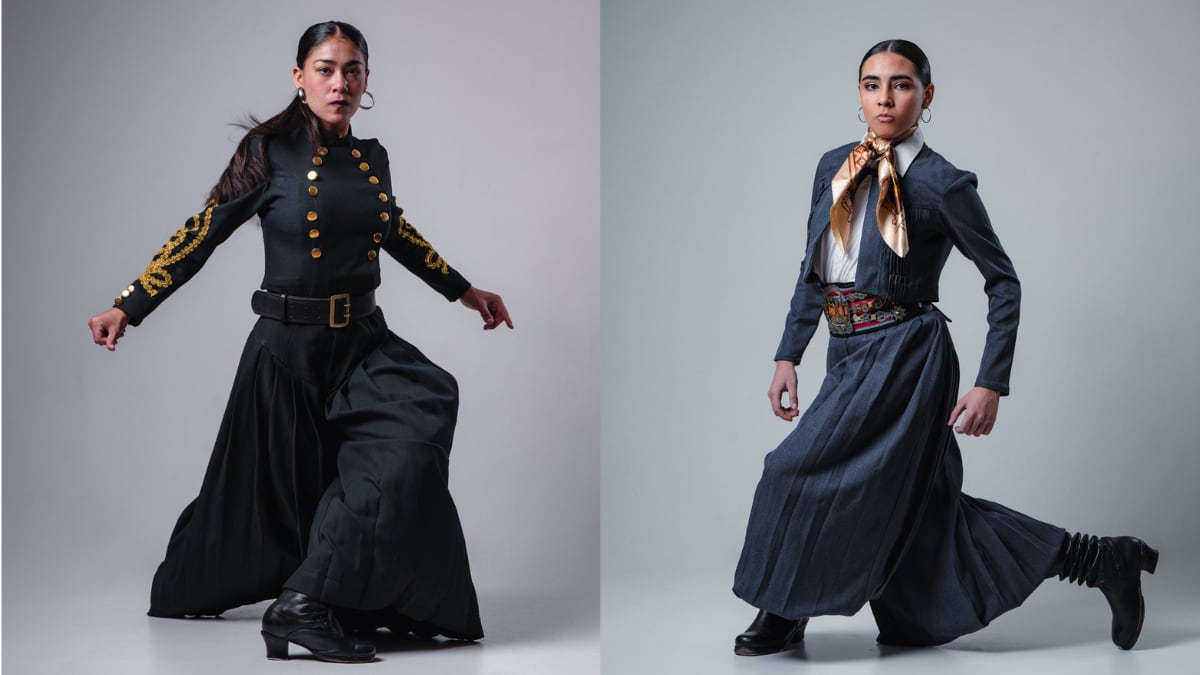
206, 96, 321, 205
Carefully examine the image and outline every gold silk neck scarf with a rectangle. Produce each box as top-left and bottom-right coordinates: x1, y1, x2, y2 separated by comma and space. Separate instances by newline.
829, 125, 918, 258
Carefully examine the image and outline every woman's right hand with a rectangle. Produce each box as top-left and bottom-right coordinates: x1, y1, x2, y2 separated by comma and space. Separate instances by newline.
88, 307, 130, 351
768, 360, 800, 421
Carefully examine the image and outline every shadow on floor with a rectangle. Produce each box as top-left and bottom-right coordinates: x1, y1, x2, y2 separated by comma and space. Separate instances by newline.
734, 587, 1198, 665
163, 586, 596, 651
775, 632, 961, 665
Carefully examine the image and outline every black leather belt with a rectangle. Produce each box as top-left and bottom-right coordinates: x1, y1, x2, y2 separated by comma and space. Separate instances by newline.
251, 290, 377, 328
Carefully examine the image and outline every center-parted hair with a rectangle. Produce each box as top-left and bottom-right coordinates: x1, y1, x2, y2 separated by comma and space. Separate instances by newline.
859, 39, 931, 87
298, 21, 368, 68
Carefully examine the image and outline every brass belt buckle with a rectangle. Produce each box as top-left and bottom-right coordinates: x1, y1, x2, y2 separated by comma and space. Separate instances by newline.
329, 293, 351, 328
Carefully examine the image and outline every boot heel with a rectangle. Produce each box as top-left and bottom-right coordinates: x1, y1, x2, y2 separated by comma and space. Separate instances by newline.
1141, 544, 1159, 574
262, 631, 290, 660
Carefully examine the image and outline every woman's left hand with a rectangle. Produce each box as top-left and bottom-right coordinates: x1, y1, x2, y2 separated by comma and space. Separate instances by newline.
948, 386, 1000, 436
458, 286, 514, 330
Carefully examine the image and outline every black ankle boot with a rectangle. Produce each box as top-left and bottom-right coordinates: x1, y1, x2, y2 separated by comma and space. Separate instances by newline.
734, 609, 809, 656
261, 589, 376, 663
1057, 533, 1159, 650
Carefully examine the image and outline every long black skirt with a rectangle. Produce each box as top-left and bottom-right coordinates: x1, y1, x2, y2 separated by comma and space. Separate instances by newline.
733, 310, 1065, 646
147, 309, 483, 640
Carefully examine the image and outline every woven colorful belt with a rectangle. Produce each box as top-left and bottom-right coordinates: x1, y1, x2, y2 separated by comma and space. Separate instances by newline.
821, 284, 931, 337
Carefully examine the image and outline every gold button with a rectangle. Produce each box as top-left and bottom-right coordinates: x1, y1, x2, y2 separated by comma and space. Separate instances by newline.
372, 232, 383, 243
306, 211, 319, 222
309, 229, 320, 239
311, 156, 323, 166
351, 149, 362, 158
378, 192, 388, 202
380, 212, 390, 223
367, 250, 378, 261
308, 186, 319, 196
307, 170, 319, 181
311, 248, 322, 259
317, 146, 329, 156
127, 284, 135, 292
358, 162, 370, 172
368, 176, 379, 185
114, 296, 123, 306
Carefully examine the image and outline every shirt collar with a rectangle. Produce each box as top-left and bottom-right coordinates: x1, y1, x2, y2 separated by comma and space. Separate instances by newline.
894, 126, 924, 177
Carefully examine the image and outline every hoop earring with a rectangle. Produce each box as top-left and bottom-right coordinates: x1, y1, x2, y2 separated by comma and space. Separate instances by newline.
921, 108, 931, 123
296, 88, 307, 105
359, 91, 375, 110
857, 106, 866, 123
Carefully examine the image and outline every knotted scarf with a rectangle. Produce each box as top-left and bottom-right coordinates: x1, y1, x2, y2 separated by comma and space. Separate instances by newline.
829, 125, 917, 258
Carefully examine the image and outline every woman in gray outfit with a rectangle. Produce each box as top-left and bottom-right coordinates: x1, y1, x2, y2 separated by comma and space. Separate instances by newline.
732, 39, 1157, 654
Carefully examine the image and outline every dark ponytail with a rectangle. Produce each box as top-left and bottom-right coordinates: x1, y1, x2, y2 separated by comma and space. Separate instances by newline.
207, 20, 370, 204
859, 39, 931, 87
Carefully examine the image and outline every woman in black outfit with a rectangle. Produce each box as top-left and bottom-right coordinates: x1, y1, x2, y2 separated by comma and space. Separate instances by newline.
732, 39, 1157, 655
87, 20, 511, 663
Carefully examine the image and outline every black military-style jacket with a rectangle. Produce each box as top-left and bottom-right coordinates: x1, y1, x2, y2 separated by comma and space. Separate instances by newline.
114, 126, 470, 326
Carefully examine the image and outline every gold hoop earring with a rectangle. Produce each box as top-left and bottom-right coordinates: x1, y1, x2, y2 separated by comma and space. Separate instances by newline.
359, 91, 375, 110
857, 106, 866, 123
921, 108, 931, 123
297, 88, 307, 105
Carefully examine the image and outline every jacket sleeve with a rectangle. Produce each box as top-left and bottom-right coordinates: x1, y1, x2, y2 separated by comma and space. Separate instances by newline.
773, 161, 830, 363
939, 172, 1020, 395
113, 183, 270, 326
380, 201, 472, 302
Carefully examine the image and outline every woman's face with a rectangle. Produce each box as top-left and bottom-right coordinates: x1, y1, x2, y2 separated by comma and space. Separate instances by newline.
858, 52, 934, 139
292, 36, 369, 137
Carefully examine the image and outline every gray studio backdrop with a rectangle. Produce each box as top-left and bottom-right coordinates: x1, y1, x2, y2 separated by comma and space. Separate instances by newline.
3, 0, 598, 630
602, 0, 1200, 587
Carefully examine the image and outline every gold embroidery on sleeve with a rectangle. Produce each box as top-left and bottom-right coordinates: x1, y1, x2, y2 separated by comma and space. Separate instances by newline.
138, 204, 216, 296
395, 215, 450, 275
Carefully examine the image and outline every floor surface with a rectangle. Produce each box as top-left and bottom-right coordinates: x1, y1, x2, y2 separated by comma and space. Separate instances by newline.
602, 567, 1200, 675
3, 582, 598, 675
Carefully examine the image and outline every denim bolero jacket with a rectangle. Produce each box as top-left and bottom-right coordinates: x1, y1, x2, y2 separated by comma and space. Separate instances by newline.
775, 141, 1020, 395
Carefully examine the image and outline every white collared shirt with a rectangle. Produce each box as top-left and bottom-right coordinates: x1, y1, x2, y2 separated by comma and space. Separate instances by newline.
815, 127, 925, 284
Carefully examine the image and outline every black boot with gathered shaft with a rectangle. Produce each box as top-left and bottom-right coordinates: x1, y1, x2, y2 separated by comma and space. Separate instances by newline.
1057, 533, 1159, 650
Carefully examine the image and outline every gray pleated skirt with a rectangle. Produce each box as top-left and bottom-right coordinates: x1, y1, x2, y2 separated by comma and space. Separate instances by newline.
733, 310, 1065, 646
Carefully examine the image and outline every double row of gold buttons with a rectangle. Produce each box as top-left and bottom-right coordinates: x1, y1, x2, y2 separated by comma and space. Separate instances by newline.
304, 147, 391, 260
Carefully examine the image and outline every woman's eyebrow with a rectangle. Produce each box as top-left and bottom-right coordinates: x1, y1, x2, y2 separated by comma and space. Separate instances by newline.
313, 58, 365, 67
860, 73, 915, 83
